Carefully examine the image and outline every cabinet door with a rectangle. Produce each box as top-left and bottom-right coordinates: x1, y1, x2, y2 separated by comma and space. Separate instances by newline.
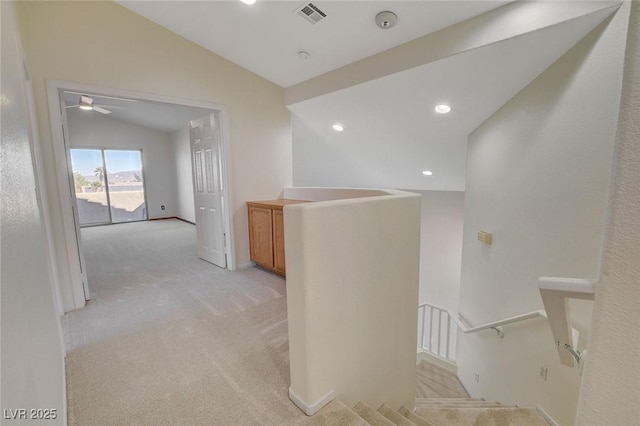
272, 209, 286, 274
248, 206, 274, 268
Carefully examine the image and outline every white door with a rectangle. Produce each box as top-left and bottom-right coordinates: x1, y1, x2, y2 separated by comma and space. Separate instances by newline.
61, 98, 91, 300
190, 113, 227, 268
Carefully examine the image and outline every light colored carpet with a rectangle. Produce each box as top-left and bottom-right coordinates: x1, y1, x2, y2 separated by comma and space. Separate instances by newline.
65, 219, 544, 426
377, 404, 418, 426
414, 407, 550, 426
352, 402, 395, 426
290, 401, 369, 426
415, 360, 470, 398
398, 406, 434, 426
65, 220, 316, 425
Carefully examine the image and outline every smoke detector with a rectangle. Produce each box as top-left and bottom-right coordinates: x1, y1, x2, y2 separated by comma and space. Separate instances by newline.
297, 50, 311, 60
375, 11, 397, 29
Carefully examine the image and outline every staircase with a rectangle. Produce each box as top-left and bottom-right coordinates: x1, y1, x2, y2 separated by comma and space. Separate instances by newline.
297, 398, 549, 425
292, 361, 550, 425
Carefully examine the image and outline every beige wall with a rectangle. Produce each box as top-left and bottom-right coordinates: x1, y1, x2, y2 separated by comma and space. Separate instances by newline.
285, 189, 421, 413
457, 3, 629, 425
171, 126, 196, 224
17, 1, 291, 310
577, 1, 640, 424
1, 2, 66, 423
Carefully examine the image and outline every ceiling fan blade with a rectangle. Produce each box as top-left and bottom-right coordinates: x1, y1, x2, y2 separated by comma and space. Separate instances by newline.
93, 106, 112, 114
93, 104, 127, 110
63, 90, 138, 102
65, 105, 79, 109
79, 95, 94, 105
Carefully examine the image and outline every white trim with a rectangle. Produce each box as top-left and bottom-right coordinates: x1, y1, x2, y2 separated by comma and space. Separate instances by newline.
219, 108, 236, 271
417, 350, 458, 374
536, 405, 558, 426
538, 277, 596, 294
289, 387, 335, 416
46, 82, 87, 310
46, 80, 236, 310
237, 262, 255, 270
537, 277, 596, 367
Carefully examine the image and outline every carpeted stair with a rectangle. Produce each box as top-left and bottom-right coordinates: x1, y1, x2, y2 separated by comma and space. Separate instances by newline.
293, 361, 550, 425
301, 397, 550, 425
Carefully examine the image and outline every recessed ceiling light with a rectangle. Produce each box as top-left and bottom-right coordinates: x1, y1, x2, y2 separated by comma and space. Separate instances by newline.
332, 124, 344, 132
435, 104, 451, 114
422, 170, 433, 176
239, 0, 256, 5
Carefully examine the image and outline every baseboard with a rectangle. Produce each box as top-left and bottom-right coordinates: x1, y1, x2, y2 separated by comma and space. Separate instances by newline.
536, 406, 558, 426
149, 216, 195, 225
417, 350, 458, 374
174, 217, 195, 225
237, 262, 254, 270
289, 387, 335, 416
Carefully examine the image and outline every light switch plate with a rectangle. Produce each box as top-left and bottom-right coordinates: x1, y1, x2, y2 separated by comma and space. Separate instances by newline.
478, 230, 492, 245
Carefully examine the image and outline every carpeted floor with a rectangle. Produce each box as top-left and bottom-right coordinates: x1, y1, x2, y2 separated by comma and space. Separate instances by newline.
64, 220, 470, 425
415, 359, 469, 399
65, 219, 304, 425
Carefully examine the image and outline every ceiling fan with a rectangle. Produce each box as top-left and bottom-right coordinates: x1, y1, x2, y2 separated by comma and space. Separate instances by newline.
65, 94, 129, 114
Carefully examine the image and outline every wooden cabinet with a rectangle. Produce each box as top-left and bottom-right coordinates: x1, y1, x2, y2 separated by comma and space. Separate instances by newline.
247, 200, 308, 276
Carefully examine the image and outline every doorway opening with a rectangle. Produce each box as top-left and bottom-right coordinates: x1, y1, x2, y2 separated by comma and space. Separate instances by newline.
47, 80, 236, 310
70, 148, 148, 226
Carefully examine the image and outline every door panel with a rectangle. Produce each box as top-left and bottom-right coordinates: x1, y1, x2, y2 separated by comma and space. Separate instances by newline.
190, 113, 226, 268
249, 206, 274, 267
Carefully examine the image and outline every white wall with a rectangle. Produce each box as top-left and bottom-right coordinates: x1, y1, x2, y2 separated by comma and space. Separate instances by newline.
285, 189, 421, 413
577, 1, 640, 424
1, 2, 66, 423
67, 108, 177, 219
17, 1, 291, 310
411, 191, 465, 311
291, 114, 368, 189
287, 187, 464, 312
171, 126, 195, 223
456, 4, 629, 425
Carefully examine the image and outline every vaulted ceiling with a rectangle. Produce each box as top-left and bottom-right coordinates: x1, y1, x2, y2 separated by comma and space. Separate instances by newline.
110, 1, 621, 191
117, 0, 509, 88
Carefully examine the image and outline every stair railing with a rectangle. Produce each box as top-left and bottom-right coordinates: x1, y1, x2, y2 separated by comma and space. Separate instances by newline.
418, 302, 547, 362
419, 277, 595, 368
418, 303, 455, 360
538, 277, 596, 367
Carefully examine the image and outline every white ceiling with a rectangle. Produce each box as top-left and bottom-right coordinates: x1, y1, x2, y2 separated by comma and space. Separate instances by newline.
289, 5, 618, 191
63, 92, 213, 133
88, 1, 618, 192
117, 0, 508, 88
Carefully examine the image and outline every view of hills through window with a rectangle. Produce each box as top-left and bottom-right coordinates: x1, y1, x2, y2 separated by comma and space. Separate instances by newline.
70, 149, 147, 226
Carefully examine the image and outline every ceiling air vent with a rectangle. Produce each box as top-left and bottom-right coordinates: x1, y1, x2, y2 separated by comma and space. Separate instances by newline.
295, 2, 327, 24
